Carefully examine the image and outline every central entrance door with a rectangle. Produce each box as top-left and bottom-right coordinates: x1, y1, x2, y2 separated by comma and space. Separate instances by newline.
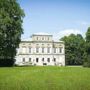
43, 63, 47, 66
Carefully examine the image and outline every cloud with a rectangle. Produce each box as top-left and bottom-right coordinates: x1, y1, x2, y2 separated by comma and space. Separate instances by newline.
75, 21, 90, 26
80, 22, 88, 25
21, 29, 83, 41
53, 29, 82, 40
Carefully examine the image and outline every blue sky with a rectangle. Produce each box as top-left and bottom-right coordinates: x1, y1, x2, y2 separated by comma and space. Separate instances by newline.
18, 0, 90, 40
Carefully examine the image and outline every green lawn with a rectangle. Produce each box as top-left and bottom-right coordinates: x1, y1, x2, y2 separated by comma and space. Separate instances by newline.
0, 66, 90, 90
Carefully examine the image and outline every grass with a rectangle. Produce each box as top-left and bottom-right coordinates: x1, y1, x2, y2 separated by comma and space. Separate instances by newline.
0, 66, 90, 90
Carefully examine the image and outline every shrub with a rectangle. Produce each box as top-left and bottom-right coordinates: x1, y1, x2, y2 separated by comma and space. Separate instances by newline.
0, 59, 15, 67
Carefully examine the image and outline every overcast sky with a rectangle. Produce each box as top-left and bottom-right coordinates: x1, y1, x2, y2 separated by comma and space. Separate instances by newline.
18, 0, 90, 40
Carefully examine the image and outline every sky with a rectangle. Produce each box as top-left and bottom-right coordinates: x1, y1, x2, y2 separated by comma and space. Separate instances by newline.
18, 0, 90, 40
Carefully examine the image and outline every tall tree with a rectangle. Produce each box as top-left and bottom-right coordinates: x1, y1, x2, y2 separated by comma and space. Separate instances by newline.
84, 27, 90, 67
61, 34, 85, 65
0, 0, 25, 66
86, 27, 90, 53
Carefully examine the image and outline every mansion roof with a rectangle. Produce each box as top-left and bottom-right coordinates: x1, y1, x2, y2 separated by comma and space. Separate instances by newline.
21, 33, 64, 43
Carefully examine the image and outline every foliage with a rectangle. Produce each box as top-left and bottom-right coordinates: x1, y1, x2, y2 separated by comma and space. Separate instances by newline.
0, 0, 25, 66
61, 34, 85, 65
86, 27, 90, 54
84, 27, 90, 67
0, 59, 15, 67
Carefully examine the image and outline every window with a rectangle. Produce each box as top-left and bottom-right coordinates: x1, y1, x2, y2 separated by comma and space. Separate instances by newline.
47, 58, 50, 62
59, 48, 62, 53
42, 58, 44, 62
37, 37, 38, 40
47, 47, 50, 53
54, 58, 56, 62
29, 47, 31, 53
42, 37, 44, 40
36, 47, 39, 53
29, 58, 31, 62
22, 58, 25, 62
22, 47, 26, 53
23, 43, 25, 45
36, 58, 39, 62
54, 48, 56, 53
48, 37, 49, 40
42, 47, 44, 53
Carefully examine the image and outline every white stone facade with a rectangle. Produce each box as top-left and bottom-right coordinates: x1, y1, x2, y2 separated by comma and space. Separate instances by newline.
15, 34, 65, 66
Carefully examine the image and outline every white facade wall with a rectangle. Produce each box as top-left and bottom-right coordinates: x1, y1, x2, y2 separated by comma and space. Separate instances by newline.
15, 34, 65, 66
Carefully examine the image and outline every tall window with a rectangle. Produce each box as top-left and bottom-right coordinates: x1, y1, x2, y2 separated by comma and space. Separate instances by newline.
47, 58, 50, 62
42, 58, 44, 62
22, 58, 25, 62
36, 47, 39, 53
47, 47, 50, 53
42, 37, 44, 40
37, 37, 38, 40
54, 58, 56, 62
29, 58, 31, 62
59, 48, 62, 53
22, 47, 26, 53
48, 37, 49, 40
29, 47, 31, 53
54, 48, 56, 53
42, 47, 44, 53
36, 58, 39, 62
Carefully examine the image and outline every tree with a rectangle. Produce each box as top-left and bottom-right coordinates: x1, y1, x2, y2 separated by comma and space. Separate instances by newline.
84, 27, 90, 67
86, 27, 90, 53
61, 34, 85, 65
0, 0, 25, 66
